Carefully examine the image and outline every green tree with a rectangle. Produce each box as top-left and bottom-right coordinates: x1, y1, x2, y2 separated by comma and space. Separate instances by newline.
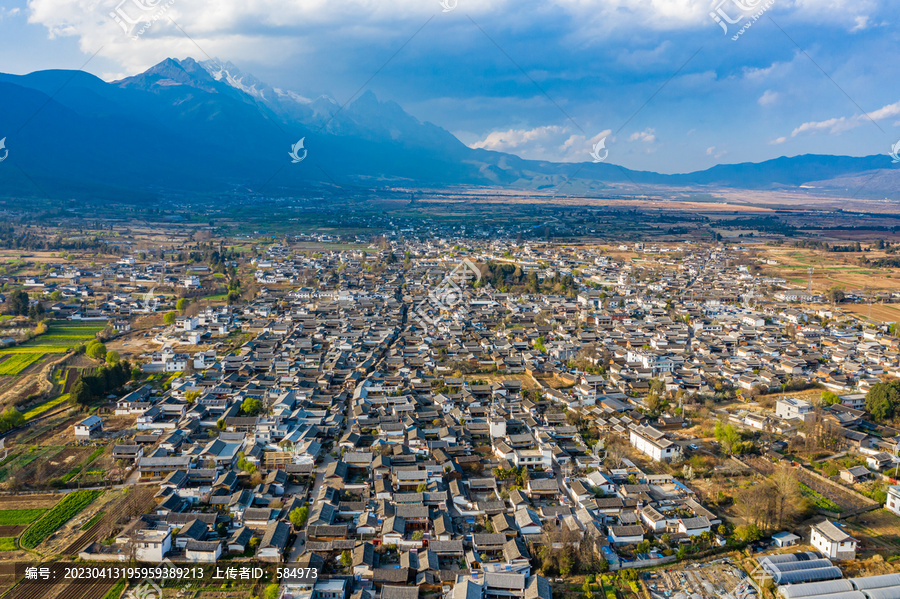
70, 379, 92, 406
820, 390, 841, 406
241, 397, 263, 416
105, 350, 120, 365
866, 381, 900, 422
6, 290, 29, 316
289, 506, 309, 529
340, 550, 352, 568
0, 407, 24, 432
263, 584, 280, 599
714, 420, 743, 455
733, 523, 763, 543
185, 390, 201, 404
163, 311, 177, 325
85, 340, 107, 360
176, 298, 190, 313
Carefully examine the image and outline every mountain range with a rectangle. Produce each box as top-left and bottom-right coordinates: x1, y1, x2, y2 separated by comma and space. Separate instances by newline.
0, 57, 896, 200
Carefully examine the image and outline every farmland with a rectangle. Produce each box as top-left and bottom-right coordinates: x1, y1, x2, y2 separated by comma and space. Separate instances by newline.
0, 508, 47, 525
0, 354, 44, 376
0, 322, 105, 355
22, 393, 70, 420
21, 489, 102, 549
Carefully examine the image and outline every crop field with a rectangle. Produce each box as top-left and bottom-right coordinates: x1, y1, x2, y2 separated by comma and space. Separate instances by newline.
0, 354, 44, 376
0, 508, 47, 526
21, 489, 102, 548
0, 445, 65, 483
0, 345, 69, 354
0, 322, 105, 355
22, 393, 70, 420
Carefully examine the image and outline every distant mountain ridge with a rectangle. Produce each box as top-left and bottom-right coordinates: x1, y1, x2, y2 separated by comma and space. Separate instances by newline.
0, 57, 895, 199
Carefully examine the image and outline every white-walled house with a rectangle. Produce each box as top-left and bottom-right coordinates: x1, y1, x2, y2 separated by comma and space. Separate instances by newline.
886, 486, 900, 517
629, 424, 680, 462
74, 415, 103, 438
810, 520, 857, 560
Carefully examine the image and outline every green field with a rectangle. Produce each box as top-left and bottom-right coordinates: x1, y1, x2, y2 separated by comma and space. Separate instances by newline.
0, 508, 47, 525
22, 393, 70, 420
102, 578, 127, 599
0, 537, 16, 551
800, 483, 844, 512
1, 322, 105, 355
80, 510, 105, 531
21, 489, 102, 549
0, 346, 69, 354
0, 354, 44, 375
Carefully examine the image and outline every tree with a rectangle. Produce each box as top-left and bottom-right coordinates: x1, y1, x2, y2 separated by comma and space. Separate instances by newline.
714, 420, 743, 455
237, 451, 257, 474
241, 397, 263, 416
163, 311, 177, 325
820, 390, 841, 406
340, 550, 352, 568
263, 584, 280, 599
826, 287, 845, 305
770, 465, 805, 529
70, 379, 92, 407
6, 290, 29, 316
28, 302, 45, 320
176, 298, 190, 313
105, 350, 120, 365
645, 393, 664, 415
0, 407, 24, 433
289, 506, 309, 529
85, 340, 107, 360
185, 390, 201, 404
733, 523, 762, 543
866, 381, 900, 422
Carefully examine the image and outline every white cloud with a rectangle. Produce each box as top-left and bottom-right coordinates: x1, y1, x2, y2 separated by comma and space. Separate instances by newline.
758, 90, 780, 106
0, 7, 21, 19
770, 136, 788, 145
24, 0, 892, 77
776, 99, 900, 140
629, 128, 656, 143
472, 125, 567, 152
868, 101, 900, 121
706, 146, 726, 158
850, 15, 870, 31
791, 117, 854, 137
471, 125, 615, 161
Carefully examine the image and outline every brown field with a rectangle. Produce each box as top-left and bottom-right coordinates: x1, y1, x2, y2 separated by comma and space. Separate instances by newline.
15, 446, 94, 484
758, 246, 900, 294
845, 509, 900, 554
0, 494, 62, 511
462, 372, 540, 389
841, 303, 900, 324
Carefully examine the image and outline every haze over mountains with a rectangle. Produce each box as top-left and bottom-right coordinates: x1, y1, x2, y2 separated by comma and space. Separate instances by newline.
0, 57, 896, 200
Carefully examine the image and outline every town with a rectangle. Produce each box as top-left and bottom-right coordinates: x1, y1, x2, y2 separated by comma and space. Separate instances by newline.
1, 226, 900, 599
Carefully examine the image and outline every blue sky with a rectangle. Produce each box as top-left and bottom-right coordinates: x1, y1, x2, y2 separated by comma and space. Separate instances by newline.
1, 0, 898, 173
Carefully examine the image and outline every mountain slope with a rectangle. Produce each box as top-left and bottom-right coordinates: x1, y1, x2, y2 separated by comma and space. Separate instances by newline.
0, 57, 895, 199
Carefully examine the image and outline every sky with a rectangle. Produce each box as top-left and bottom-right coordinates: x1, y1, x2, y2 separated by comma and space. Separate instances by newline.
1, 0, 899, 173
